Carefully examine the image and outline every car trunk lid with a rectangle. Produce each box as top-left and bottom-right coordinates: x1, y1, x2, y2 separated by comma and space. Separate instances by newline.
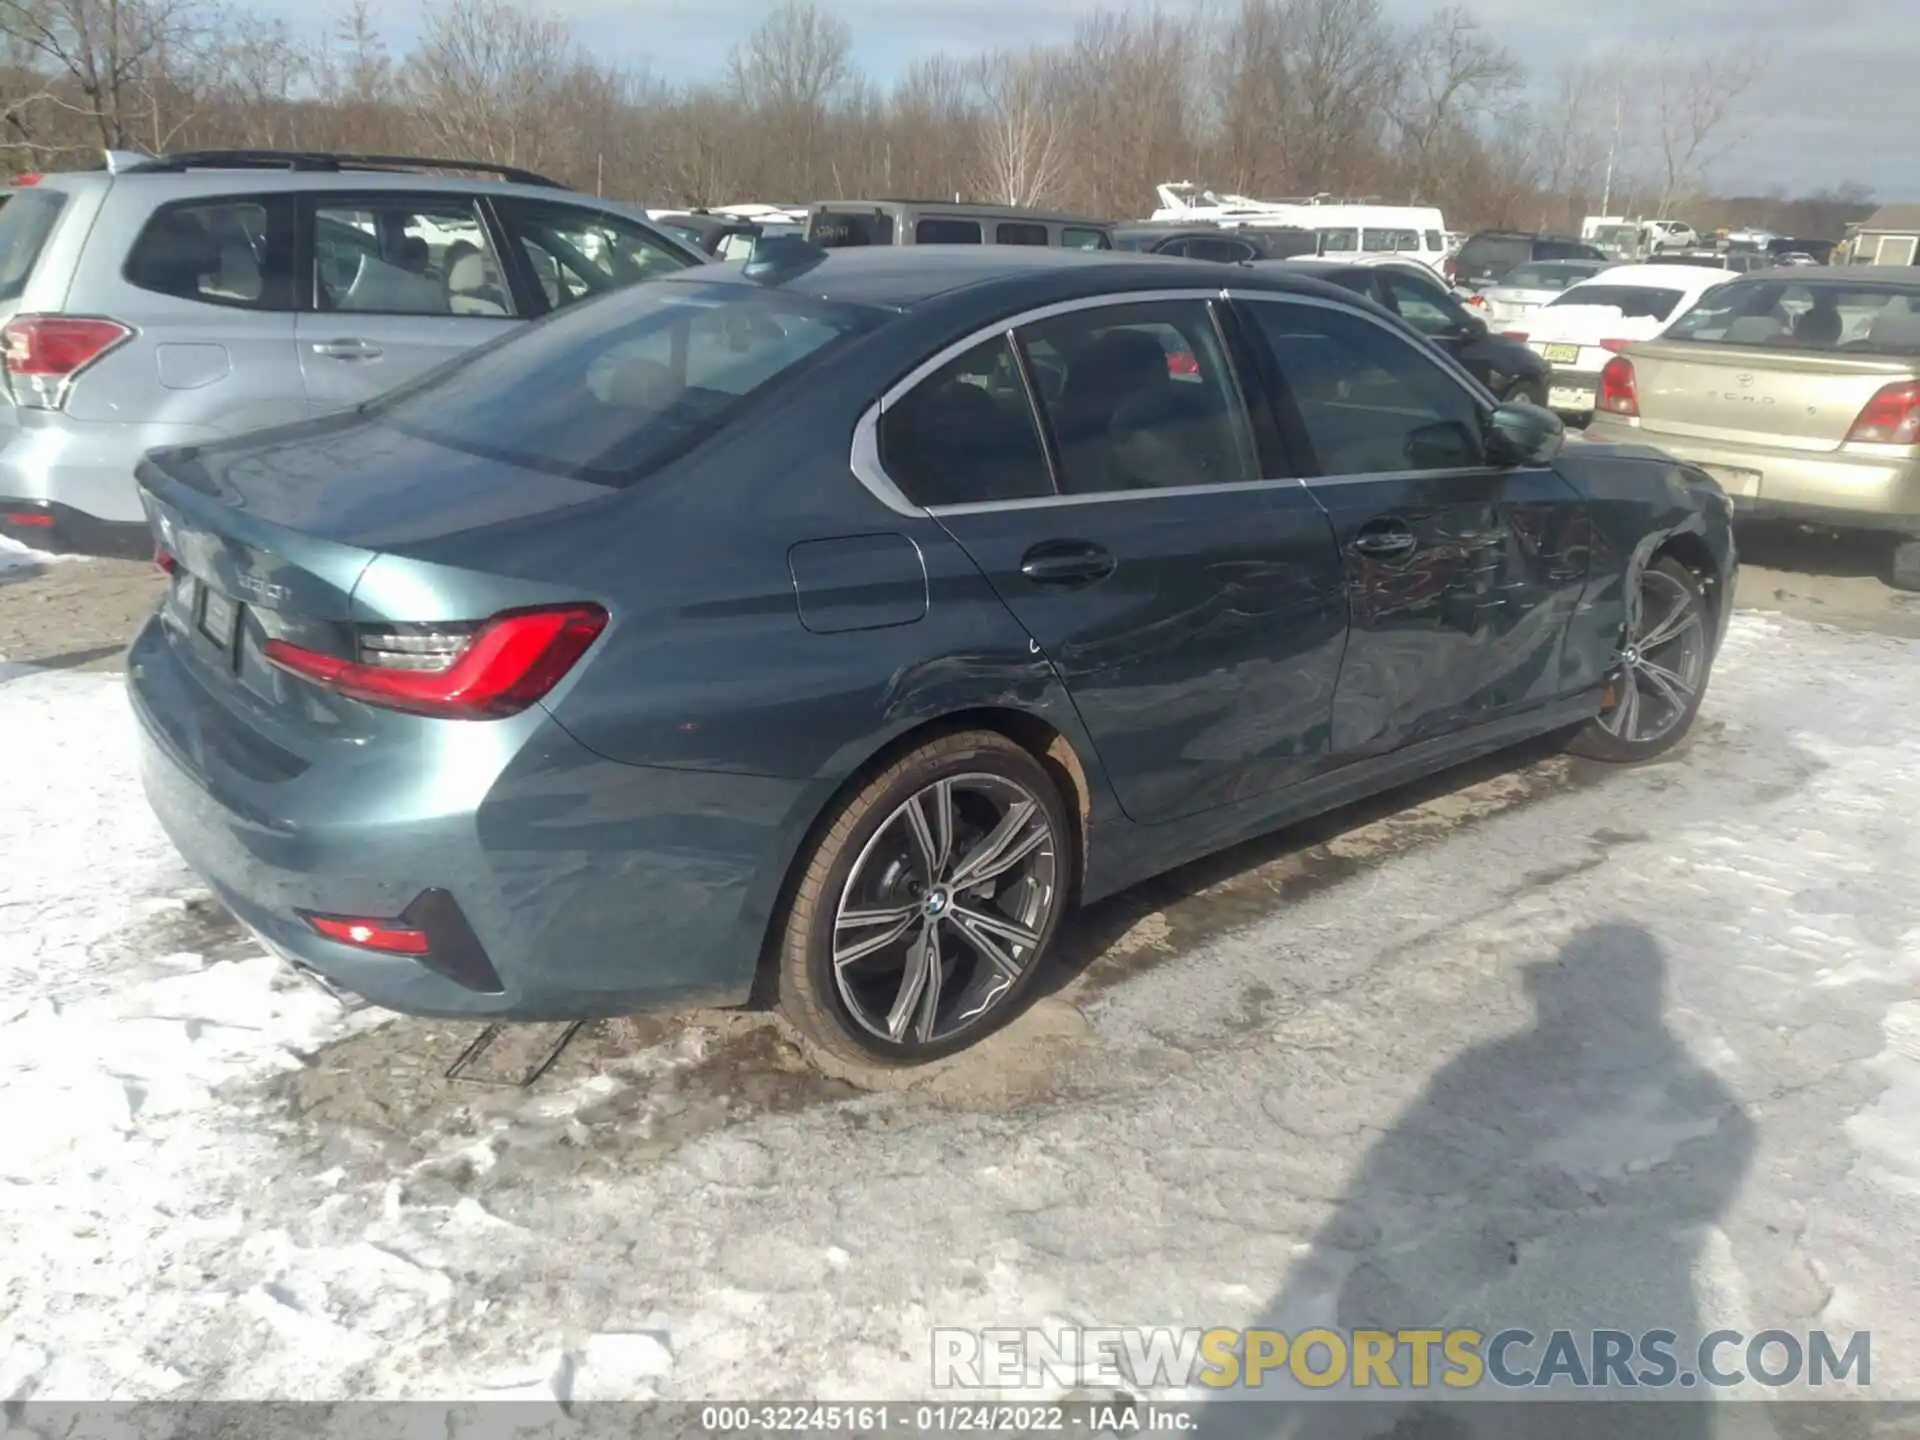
1621, 340, 1920, 451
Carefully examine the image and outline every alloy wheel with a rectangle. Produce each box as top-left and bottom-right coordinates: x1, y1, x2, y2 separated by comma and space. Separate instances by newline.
830, 772, 1061, 1047
1600, 567, 1707, 746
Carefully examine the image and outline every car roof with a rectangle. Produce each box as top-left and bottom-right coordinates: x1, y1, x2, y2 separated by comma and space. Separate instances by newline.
810, 198, 1112, 227
1739, 264, 1920, 286
652, 245, 1350, 310
1569, 263, 1733, 288
24, 167, 611, 207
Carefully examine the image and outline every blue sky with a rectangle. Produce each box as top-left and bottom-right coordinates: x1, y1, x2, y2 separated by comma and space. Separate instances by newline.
318, 0, 1919, 202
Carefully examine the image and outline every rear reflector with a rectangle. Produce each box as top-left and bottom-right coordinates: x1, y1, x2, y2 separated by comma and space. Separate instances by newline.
1845, 381, 1920, 445
264, 602, 608, 719
1598, 356, 1639, 417
306, 913, 430, 956
2, 315, 133, 410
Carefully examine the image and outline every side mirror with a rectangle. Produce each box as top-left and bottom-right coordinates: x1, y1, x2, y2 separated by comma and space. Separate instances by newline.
1485, 401, 1565, 467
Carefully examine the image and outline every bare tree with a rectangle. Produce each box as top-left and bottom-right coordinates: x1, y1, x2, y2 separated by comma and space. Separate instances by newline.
0, 0, 216, 150
408, 0, 571, 168
727, 1, 848, 112
1647, 41, 1769, 216
1392, 5, 1520, 203
971, 48, 1067, 207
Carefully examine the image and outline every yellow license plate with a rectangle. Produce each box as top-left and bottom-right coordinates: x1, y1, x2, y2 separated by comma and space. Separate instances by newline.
1543, 343, 1580, 364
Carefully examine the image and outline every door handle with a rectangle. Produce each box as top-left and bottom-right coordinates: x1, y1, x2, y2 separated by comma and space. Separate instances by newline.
1019, 540, 1116, 586
1352, 523, 1418, 559
310, 338, 383, 360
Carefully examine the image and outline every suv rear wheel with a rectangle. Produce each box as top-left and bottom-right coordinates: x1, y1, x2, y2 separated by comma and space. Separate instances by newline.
774, 731, 1071, 1084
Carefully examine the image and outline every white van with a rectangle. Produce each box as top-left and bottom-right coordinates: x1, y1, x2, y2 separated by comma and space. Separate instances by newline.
1149, 185, 1449, 272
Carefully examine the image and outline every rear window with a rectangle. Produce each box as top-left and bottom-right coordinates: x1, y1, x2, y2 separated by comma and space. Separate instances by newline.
0, 188, 66, 302
917, 217, 982, 244
997, 221, 1049, 247
1254, 227, 1318, 259
1112, 231, 1156, 252
367, 280, 881, 483
1549, 285, 1688, 322
1460, 235, 1530, 274
808, 210, 894, 247
1502, 262, 1602, 291
1663, 280, 1920, 354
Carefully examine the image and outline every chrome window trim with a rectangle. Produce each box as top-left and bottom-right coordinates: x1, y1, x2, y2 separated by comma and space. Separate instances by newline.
849, 287, 1238, 517
1224, 287, 1499, 409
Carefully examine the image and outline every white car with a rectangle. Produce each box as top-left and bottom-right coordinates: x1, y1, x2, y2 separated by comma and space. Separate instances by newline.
1472, 259, 1614, 324
1643, 219, 1698, 253
1499, 264, 1738, 417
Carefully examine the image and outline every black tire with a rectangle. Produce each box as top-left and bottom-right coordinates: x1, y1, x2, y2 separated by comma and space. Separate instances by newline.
1885, 537, 1920, 593
1566, 556, 1714, 763
773, 730, 1072, 1086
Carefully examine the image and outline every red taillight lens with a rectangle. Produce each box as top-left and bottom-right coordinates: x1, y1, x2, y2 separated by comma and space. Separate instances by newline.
1502, 331, 1529, 342
11, 173, 41, 186
1598, 356, 1639, 417
1844, 381, 1920, 445
1467, 294, 1487, 308
264, 603, 608, 719
2, 509, 54, 527
306, 913, 430, 955
1599, 338, 1631, 353
154, 545, 178, 574
1167, 350, 1200, 376
2, 315, 132, 409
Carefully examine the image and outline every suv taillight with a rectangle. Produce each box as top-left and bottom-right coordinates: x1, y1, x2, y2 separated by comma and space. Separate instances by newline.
263, 604, 609, 720
1844, 381, 1920, 445
1598, 356, 1639, 417
2, 315, 133, 410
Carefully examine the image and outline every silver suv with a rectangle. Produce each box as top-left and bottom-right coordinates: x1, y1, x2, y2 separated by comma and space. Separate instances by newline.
0, 149, 706, 556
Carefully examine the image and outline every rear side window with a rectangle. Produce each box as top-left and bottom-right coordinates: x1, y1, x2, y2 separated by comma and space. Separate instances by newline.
880, 335, 1053, 506
1550, 284, 1688, 321
1062, 227, 1110, 250
369, 280, 880, 484
917, 217, 982, 244
808, 211, 895, 247
997, 221, 1049, 247
1424, 230, 1443, 252
0, 188, 66, 302
125, 198, 290, 310
1319, 228, 1359, 252
1363, 228, 1419, 253
1185, 235, 1255, 263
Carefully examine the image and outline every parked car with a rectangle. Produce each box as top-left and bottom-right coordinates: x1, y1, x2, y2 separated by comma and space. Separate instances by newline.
1471, 258, 1614, 323
649, 209, 798, 260
1644, 219, 1699, 253
1447, 231, 1607, 290
1502, 264, 1738, 419
0, 148, 707, 558
805, 200, 1113, 250
127, 245, 1735, 1081
1586, 265, 1920, 586
1273, 256, 1551, 405
1654, 249, 1771, 274
1111, 223, 1315, 262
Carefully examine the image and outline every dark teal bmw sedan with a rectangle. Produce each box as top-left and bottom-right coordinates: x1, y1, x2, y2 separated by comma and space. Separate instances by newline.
125, 244, 1735, 1083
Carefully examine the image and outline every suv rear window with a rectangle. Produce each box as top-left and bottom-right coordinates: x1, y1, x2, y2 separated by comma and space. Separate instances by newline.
1460, 235, 1530, 275
0, 188, 66, 302
809, 211, 894, 247
368, 280, 881, 483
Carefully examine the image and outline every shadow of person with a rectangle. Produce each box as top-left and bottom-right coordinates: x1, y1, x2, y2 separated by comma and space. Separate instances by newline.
1193, 923, 1756, 1440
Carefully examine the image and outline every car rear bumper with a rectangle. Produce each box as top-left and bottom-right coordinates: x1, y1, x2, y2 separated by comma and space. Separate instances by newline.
0, 410, 210, 542
1583, 419, 1920, 532
126, 614, 810, 1019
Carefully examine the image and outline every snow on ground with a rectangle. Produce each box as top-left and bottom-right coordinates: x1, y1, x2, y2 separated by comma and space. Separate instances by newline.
0, 534, 68, 573
1, 611, 1917, 1416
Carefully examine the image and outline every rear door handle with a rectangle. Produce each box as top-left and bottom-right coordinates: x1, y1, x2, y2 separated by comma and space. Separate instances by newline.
1019, 540, 1116, 586
310, 338, 383, 360
1353, 523, 1418, 560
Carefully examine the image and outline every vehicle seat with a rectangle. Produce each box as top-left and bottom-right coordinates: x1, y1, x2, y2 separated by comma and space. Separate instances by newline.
1867, 306, 1920, 351
896, 380, 1048, 505
1722, 315, 1788, 344
338, 251, 447, 314
447, 252, 508, 316
207, 241, 262, 302
1792, 303, 1843, 346
1052, 330, 1179, 493
126, 212, 220, 299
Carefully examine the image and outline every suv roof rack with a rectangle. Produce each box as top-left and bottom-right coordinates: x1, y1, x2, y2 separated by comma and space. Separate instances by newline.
114, 149, 567, 189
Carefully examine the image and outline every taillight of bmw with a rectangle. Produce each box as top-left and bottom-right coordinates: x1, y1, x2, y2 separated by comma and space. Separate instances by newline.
263, 604, 608, 720
1, 314, 133, 409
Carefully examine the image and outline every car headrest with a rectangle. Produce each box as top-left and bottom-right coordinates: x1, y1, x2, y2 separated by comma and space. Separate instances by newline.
447, 253, 494, 292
